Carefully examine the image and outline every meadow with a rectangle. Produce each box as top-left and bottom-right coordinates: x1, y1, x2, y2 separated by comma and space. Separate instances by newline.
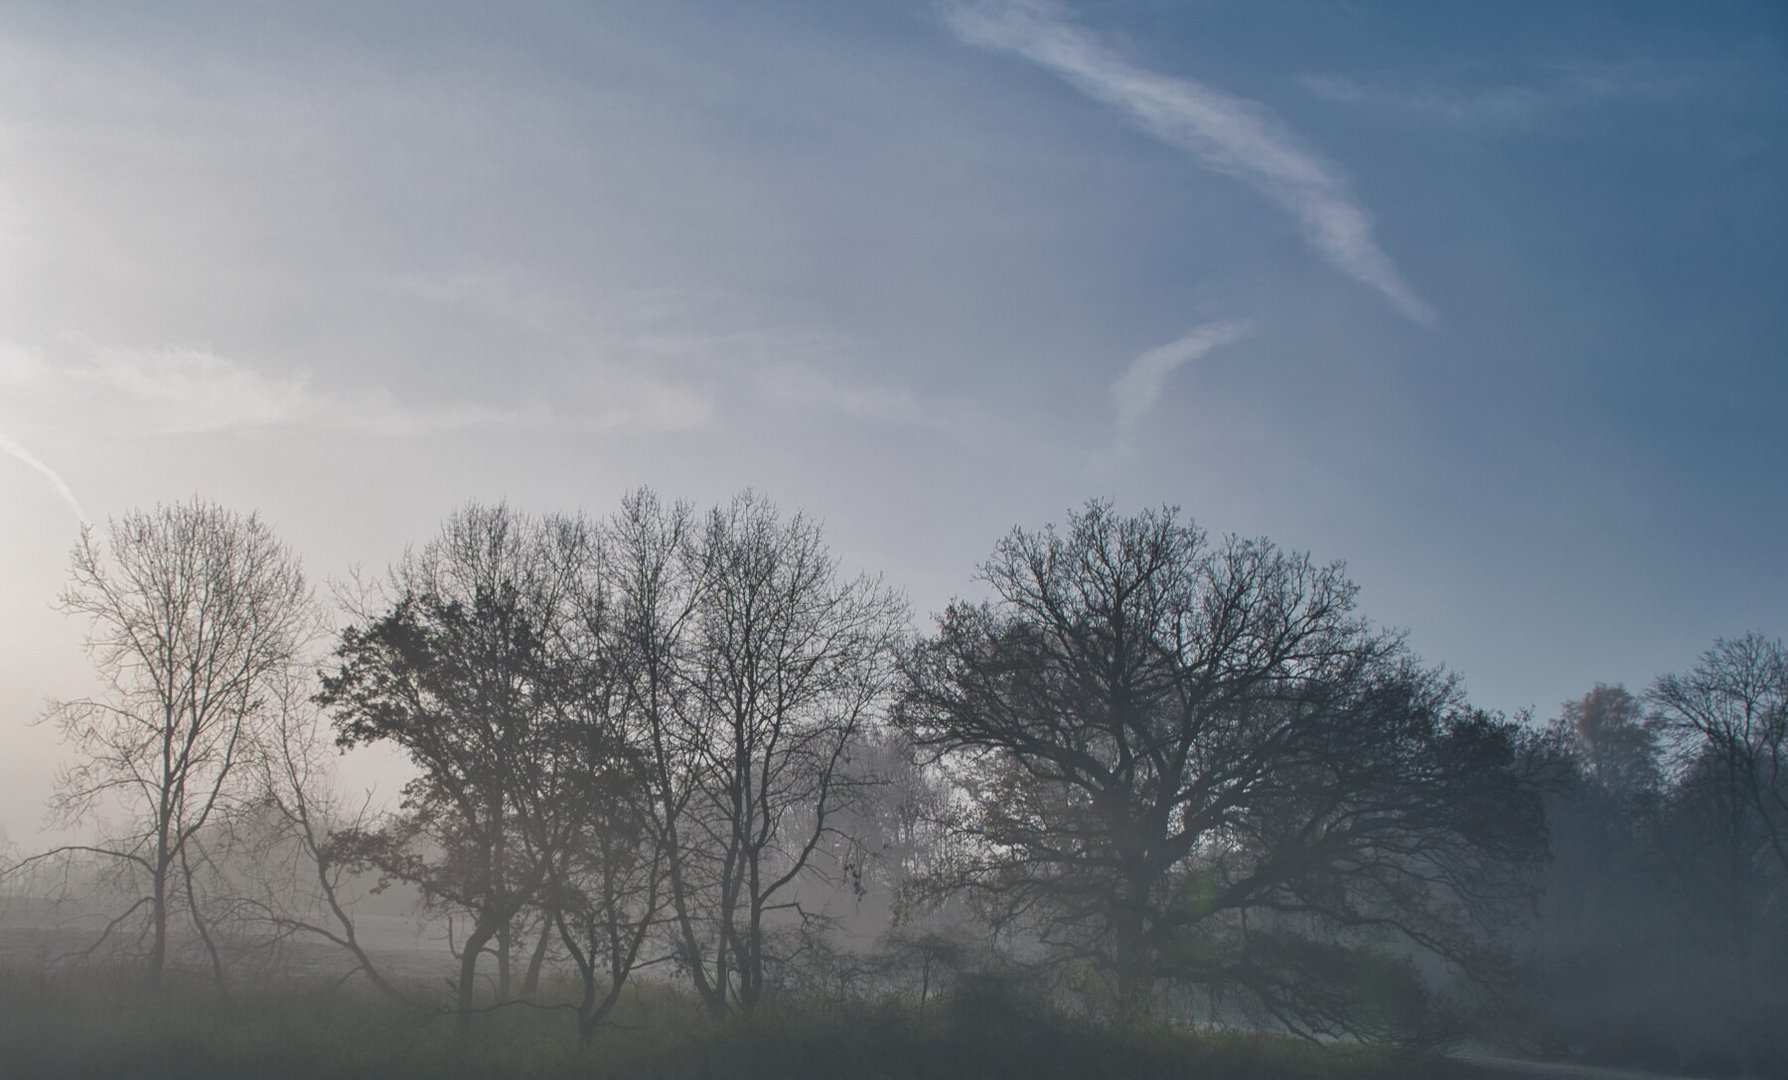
0, 963, 1497, 1080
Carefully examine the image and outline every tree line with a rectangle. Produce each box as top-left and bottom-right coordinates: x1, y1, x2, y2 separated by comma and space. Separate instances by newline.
4, 493, 1781, 1065
1516, 648, 1788, 1074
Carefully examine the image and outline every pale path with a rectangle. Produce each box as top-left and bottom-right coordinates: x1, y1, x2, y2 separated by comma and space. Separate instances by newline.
1456, 1051, 1709, 1080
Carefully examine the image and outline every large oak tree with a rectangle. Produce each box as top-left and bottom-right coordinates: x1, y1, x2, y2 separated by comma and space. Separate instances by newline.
897, 503, 1543, 1038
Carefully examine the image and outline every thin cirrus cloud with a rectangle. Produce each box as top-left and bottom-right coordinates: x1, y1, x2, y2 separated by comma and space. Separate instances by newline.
0, 425, 86, 524
753, 359, 994, 437
0, 344, 551, 439
0, 343, 563, 521
1110, 321, 1251, 455
1302, 58, 1698, 127
942, 0, 1435, 324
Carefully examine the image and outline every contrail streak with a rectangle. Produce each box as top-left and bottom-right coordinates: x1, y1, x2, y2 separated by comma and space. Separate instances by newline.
1111, 321, 1251, 454
0, 425, 86, 523
944, 0, 1435, 323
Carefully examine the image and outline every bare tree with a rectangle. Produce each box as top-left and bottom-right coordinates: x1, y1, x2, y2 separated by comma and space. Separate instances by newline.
1650, 633, 1788, 876
27, 500, 314, 989
320, 504, 597, 1024
667, 492, 908, 1016
231, 668, 410, 1003
1559, 684, 1664, 798
544, 700, 663, 1043
898, 502, 1544, 1037
1645, 634, 1788, 1074
516, 488, 716, 1035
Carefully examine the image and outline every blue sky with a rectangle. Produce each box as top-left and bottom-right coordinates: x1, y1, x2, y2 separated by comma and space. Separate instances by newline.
2, 0, 1784, 840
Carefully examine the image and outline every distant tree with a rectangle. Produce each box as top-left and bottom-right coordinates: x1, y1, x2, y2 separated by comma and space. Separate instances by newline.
1515, 689, 1674, 1063
32, 500, 315, 989
233, 667, 409, 1003
1559, 684, 1662, 798
1650, 634, 1788, 876
547, 727, 662, 1043
543, 553, 666, 1043
1509, 660, 1788, 1075
671, 493, 908, 1016
320, 504, 599, 1024
833, 727, 961, 930
873, 924, 977, 1011
598, 491, 712, 1013
1644, 636, 1788, 1072
898, 502, 1544, 1037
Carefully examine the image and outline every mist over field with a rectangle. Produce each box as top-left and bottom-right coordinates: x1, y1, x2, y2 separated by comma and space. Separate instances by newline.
2, 2, 1784, 1078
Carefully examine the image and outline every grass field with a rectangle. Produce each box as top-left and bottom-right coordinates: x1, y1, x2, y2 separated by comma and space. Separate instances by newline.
0, 963, 1501, 1080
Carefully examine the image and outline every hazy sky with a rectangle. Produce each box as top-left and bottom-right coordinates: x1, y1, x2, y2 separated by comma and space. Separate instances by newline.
2, 1, 1784, 843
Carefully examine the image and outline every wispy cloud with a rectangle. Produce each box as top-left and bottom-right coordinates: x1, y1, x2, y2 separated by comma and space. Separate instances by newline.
1302, 75, 1548, 126
942, 0, 1433, 323
535, 290, 985, 436
1110, 321, 1250, 455
757, 363, 925, 425
753, 360, 991, 437
1303, 60, 1695, 127
0, 343, 550, 440
0, 425, 85, 523
387, 278, 991, 438
564, 367, 715, 434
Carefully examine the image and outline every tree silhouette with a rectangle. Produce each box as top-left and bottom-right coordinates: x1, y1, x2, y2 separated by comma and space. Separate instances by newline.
39, 500, 314, 989
898, 502, 1543, 1037
321, 504, 600, 1024
671, 492, 907, 1016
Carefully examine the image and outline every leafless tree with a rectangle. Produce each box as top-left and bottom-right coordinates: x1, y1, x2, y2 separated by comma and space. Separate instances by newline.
665, 492, 908, 1016
543, 698, 664, 1042
1650, 633, 1788, 876
1557, 684, 1664, 798
229, 668, 410, 1003
21, 500, 315, 989
585, 490, 708, 1023
320, 504, 598, 1024
898, 502, 1544, 1037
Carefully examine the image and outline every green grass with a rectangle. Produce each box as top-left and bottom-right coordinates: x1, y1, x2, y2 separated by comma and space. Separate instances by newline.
0, 965, 1493, 1080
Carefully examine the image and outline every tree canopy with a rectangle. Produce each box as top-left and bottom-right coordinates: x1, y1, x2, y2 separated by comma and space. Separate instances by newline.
897, 502, 1544, 1036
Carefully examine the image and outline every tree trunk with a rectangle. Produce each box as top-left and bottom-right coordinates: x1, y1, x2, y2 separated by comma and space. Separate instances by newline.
1113, 886, 1152, 1022
147, 859, 169, 990
457, 919, 497, 1031
521, 916, 552, 999
668, 852, 728, 1019
495, 920, 513, 1001
180, 844, 228, 1001
739, 892, 765, 1014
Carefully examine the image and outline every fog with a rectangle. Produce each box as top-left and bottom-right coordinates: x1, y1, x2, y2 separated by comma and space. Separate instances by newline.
3, 496, 1782, 1079
2, 3, 1784, 1078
